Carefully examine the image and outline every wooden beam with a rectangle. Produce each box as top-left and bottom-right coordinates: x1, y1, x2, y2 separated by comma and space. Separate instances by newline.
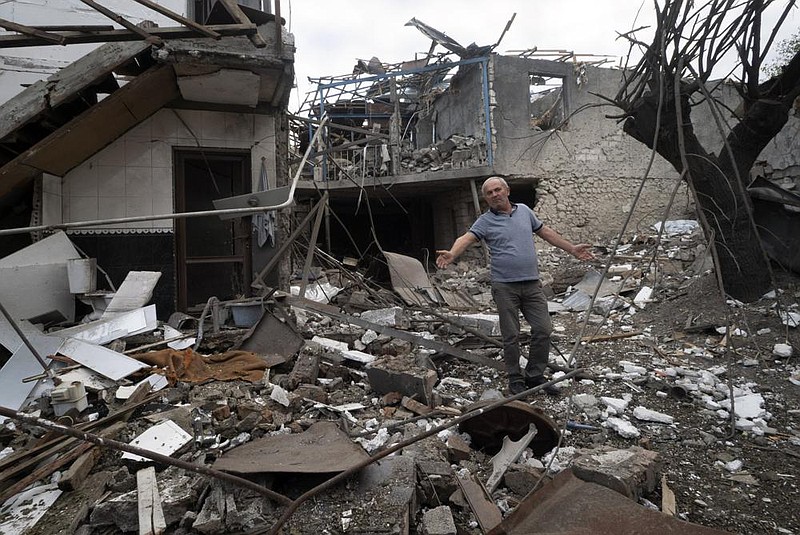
0, 23, 256, 48
217, 0, 267, 48
0, 17, 66, 45
131, 0, 221, 40
137, 466, 167, 535
22, 64, 179, 176
78, 0, 163, 46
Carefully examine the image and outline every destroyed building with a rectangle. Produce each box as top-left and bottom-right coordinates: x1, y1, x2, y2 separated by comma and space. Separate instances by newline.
291, 19, 800, 272
0, 0, 294, 317
0, 6, 798, 535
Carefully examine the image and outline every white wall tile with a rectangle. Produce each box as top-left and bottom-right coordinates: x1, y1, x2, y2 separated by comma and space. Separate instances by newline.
202, 110, 226, 141
151, 140, 172, 167
254, 115, 273, 144
69, 162, 98, 197
126, 119, 152, 140
125, 167, 153, 196
98, 166, 125, 197
70, 196, 98, 221
151, 109, 180, 139
225, 113, 253, 141
173, 109, 203, 140
151, 167, 173, 199
125, 139, 152, 167
98, 196, 126, 219
97, 140, 126, 166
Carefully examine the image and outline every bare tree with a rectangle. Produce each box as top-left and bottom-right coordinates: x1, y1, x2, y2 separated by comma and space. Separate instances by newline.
608, 0, 799, 302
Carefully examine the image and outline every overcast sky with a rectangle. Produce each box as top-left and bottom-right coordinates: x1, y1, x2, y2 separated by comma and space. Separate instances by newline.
283, 0, 799, 112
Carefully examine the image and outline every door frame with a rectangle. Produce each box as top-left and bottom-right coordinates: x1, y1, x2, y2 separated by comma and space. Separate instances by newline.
173, 147, 252, 311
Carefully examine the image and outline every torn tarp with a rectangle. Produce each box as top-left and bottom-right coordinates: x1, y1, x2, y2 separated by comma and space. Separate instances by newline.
131, 349, 267, 383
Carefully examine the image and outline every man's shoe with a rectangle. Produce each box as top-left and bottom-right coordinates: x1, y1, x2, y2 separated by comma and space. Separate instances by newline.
508, 379, 527, 396
525, 375, 560, 396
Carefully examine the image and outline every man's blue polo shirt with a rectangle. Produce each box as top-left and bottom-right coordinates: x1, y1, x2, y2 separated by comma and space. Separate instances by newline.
468, 203, 543, 282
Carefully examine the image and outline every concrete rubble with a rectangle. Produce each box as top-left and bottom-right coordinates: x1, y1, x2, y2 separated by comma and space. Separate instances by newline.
0, 220, 797, 535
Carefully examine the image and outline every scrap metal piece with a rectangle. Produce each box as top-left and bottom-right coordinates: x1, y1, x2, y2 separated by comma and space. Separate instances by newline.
485, 423, 538, 493
487, 470, 729, 535
233, 308, 304, 367
213, 421, 369, 474
458, 400, 559, 457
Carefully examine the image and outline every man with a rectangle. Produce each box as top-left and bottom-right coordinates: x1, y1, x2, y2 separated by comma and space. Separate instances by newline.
436, 176, 594, 396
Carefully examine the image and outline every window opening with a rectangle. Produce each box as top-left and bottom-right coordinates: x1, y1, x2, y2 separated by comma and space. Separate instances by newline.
529, 74, 565, 130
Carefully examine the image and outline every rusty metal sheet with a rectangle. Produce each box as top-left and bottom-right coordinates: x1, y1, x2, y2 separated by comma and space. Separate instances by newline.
488, 470, 729, 535
213, 421, 369, 474
458, 400, 559, 457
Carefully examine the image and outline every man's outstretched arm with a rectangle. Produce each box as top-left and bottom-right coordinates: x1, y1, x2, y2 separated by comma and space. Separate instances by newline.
436, 232, 479, 268
536, 225, 594, 261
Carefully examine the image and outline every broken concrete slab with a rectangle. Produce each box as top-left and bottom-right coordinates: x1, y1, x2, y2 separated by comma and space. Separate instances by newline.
421, 505, 457, 535
360, 306, 408, 327
213, 421, 369, 474
366, 355, 438, 405
570, 446, 662, 500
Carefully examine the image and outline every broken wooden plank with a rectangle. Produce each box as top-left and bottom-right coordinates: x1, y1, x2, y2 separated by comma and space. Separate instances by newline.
0, 23, 257, 49
0, 17, 66, 44
78, 0, 163, 46
217, 0, 266, 47
457, 474, 503, 533
285, 295, 503, 370
131, 0, 221, 39
137, 466, 167, 535
661, 475, 677, 516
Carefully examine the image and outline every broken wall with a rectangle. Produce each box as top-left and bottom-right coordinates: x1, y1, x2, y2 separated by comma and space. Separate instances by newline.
416, 63, 487, 147
489, 55, 693, 244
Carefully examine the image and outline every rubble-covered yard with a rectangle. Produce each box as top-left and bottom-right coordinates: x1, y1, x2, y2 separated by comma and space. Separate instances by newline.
0, 222, 798, 535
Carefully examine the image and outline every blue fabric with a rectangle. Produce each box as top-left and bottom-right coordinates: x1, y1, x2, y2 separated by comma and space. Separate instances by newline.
468, 203, 543, 282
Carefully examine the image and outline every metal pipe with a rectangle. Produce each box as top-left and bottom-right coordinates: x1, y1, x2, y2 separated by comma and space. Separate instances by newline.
0, 405, 293, 506
0, 299, 54, 376
0, 115, 330, 237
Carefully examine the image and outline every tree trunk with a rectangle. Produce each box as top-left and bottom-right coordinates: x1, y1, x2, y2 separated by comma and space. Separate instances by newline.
623, 92, 774, 302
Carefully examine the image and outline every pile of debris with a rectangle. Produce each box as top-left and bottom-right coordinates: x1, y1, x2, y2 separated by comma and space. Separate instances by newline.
400, 134, 488, 174
0, 222, 798, 534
